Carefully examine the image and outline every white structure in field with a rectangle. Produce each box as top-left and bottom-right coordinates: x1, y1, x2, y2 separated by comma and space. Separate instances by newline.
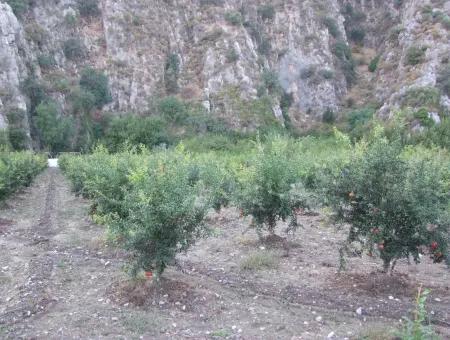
48, 159, 58, 168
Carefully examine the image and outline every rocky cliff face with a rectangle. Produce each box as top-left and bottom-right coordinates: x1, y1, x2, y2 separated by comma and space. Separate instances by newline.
0, 3, 29, 132
0, 0, 449, 136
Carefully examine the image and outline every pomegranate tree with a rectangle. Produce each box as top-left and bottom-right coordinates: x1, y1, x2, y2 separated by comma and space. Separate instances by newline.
329, 135, 449, 273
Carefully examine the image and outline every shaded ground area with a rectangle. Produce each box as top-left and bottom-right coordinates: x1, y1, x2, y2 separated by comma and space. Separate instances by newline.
0, 169, 449, 339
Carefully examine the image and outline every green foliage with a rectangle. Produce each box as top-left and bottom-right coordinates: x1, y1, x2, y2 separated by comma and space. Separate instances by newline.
7, 109, 26, 127
333, 41, 356, 86
342, 2, 366, 20
69, 88, 96, 114
77, 0, 101, 17
349, 27, 365, 44
319, 69, 334, 80
244, 21, 271, 56
183, 111, 229, 134
164, 53, 180, 94
5, 109, 29, 151
333, 41, 353, 61
389, 25, 404, 43
261, 70, 281, 95
394, 0, 403, 9
236, 135, 313, 236
59, 148, 140, 213
59, 127, 449, 281
192, 152, 237, 212
45, 73, 72, 94
225, 48, 239, 63
79, 67, 112, 108
347, 107, 375, 140
63, 38, 86, 60
5, 0, 29, 17
21, 76, 48, 113
25, 23, 47, 46
257, 5, 275, 21
182, 133, 251, 154
240, 251, 279, 271
292, 134, 353, 196
60, 149, 211, 277
34, 101, 74, 153
103, 116, 171, 152
37, 54, 56, 70
413, 108, 434, 127
199, 0, 223, 6
328, 132, 449, 272
113, 152, 208, 277
0, 151, 46, 201
403, 87, 440, 110
341, 3, 366, 45
7, 128, 28, 151
322, 108, 335, 124
368, 55, 380, 72
421, 6, 450, 30
406, 46, 427, 66
224, 11, 243, 26
258, 36, 272, 56
300, 65, 316, 80
64, 13, 78, 27
0, 130, 10, 150
218, 87, 279, 129
436, 64, 450, 97
414, 117, 450, 149
322, 17, 340, 38
157, 96, 187, 123
441, 14, 450, 30
397, 287, 440, 340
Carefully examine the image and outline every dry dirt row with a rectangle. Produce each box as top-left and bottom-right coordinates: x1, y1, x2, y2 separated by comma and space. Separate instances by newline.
0, 169, 449, 339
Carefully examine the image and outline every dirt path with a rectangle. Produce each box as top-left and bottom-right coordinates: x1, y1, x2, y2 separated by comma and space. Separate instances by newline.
0, 169, 127, 338
0, 169, 449, 339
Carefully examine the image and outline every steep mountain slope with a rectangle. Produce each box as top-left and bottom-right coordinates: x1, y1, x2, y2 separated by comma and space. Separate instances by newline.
0, 0, 449, 142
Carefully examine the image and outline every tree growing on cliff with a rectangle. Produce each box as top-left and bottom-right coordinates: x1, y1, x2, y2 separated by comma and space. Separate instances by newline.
77, 0, 101, 18
79, 67, 112, 108
35, 101, 74, 153
5, 0, 29, 17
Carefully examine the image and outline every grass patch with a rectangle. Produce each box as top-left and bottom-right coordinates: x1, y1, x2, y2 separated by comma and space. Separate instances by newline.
357, 326, 395, 339
240, 251, 279, 271
210, 329, 231, 338
122, 312, 165, 335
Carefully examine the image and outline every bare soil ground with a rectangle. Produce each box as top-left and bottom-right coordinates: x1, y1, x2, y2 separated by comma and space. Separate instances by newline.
0, 169, 449, 339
